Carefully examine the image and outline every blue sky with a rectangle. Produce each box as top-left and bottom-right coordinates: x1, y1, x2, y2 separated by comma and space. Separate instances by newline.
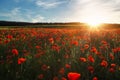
0, 0, 120, 23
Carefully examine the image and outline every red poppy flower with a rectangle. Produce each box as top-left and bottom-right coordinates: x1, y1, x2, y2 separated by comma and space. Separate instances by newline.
59, 68, 65, 75
68, 72, 81, 80
18, 58, 26, 65
6, 34, 13, 39
101, 40, 107, 45
79, 57, 87, 62
88, 55, 95, 63
51, 44, 60, 52
109, 53, 114, 60
91, 47, 97, 53
112, 48, 118, 53
65, 64, 71, 69
41, 64, 48, 71
49, 38, 54, 44
111, 63, 116, 68
71, 40, 79, 46
35, 45, 41, 49
38, 74, 44, 79
109, 68, 115, 73
84, 44, 89, 49
53, 76, 59, 80
88, 66, 94, 73
100, 60, 108, 67
64, 54, 69, 59
61, 77, 67, 80
92, 77, 98, 80
12, 49, 18, 55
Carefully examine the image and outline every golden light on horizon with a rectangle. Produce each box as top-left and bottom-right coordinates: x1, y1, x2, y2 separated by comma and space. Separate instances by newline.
86, 20, 102, 27
81, 14, 106, 28
84, 17, 103, 28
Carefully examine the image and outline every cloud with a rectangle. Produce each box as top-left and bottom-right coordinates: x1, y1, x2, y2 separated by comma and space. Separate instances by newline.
0, 0, 120, 23
36, 0, 65, 9
0, 8, 25, 21
0, 8, 45, 22
14, 0, 34, 3
28, 15, 45, 22
62, 0, 120, 23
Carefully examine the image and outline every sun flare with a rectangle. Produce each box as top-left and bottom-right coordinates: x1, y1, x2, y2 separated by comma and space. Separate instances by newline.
84, 18, 103, 28
86, 20, 102, 27
82, 15, 105, 28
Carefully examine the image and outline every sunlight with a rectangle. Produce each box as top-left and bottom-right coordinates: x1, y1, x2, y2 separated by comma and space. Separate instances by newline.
86, 20, 102, 27
83, 16, 103, 28
81, 14, 105, 28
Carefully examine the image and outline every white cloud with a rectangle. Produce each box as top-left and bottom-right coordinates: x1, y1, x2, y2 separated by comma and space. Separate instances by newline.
0, 0, 120, 23
0, 8, 45, 22
0, 8, 25, 21
14, 0, 34, 3
36, 0, 65, 9
61, 0, 120, 23
31, 15, 45, 22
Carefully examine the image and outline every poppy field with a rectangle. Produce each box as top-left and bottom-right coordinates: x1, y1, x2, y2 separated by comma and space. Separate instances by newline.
0, 27, 120, 80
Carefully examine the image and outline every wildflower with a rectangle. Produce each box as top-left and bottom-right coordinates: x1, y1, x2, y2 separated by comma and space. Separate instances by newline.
65, 64, 71, 69
88, 66, 94, 73
80, 48, 85, 53
61, 77, 67, 80
4, 40, 10, 44
12, 49, 18, 55
59, 68, 65, 75
91, 47, 97, 53
109, 53, 114, 60
100, 60, 108, 67
71, 40, 79, 46
68, 72, 81, 80
53, 76, 59, 80
88, 55, 95, 63
62, 41, 65, 45
49, 38, 54, 44
6, 34, 13, 39
79, 57, 87, 62
101, 40, 107, 46
112, 48, 118, 53
35, 53, 41, 58
51, 44, 60, 52
84, 44, 89, 49
38, 74, 44, 79
109, 68, 115, 73
18, 58, 26, 65
92, 77, 98, 80
112, 47, 120, 53
110, 63, 116, 68
64, 54, 69, 59
41, 64, 48, 71
35, 45, 41, 49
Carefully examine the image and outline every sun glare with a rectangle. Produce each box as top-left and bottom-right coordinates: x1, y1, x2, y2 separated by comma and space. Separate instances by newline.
84, 18, 102, 28
87, 20, 101, 27
82, 15, 105, 28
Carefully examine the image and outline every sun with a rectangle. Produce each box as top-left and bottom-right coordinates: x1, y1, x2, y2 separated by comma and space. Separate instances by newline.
82, 15, 104, 28
84, 18, 103, 28
86, 20, 102, 27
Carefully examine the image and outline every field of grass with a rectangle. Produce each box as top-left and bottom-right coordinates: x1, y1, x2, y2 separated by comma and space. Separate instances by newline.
0, 27, 120, 80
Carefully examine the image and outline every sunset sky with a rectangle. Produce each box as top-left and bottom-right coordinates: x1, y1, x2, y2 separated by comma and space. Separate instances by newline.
0, 0, 120, 23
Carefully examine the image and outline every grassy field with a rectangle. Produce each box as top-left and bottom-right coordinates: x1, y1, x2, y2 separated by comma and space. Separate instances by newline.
0, 26, 120, 80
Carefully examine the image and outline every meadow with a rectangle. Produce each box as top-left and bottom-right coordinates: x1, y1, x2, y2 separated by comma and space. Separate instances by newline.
0, 27, 120, 80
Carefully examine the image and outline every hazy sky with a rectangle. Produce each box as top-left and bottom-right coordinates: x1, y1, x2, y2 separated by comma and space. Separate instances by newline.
0, 0, 120, 23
